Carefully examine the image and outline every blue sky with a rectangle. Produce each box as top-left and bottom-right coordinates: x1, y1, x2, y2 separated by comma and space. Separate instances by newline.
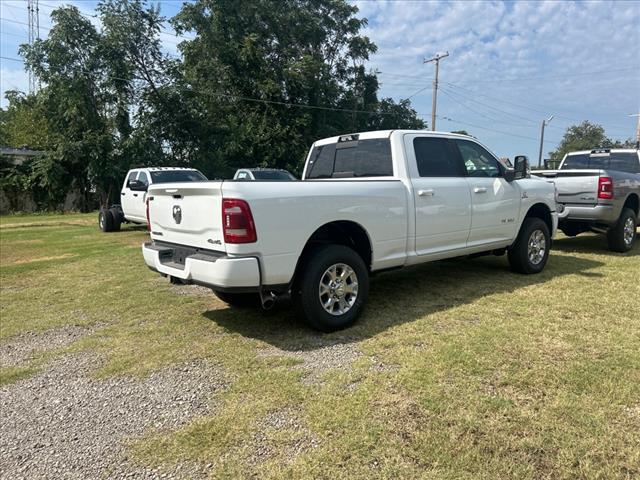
2, 0, 639, 162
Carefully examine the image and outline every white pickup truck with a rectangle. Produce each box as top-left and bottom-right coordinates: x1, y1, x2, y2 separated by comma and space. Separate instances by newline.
99, 167, 206, 232
142, 131, 558, 331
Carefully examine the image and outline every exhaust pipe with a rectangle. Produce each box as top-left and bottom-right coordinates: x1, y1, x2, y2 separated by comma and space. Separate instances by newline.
260, 291, 277, 310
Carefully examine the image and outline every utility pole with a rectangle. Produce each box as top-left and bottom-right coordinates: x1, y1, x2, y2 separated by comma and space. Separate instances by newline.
27, 0, 40, 94
537, 115, 554, 168
629, 113, 640, 148
424, 52, 449, 131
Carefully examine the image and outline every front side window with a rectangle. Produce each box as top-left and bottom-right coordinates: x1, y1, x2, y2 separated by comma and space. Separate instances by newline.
306, 139, 393, 179
455, 139, 501, 178
137, 171, 149, 186
413, 137, 464, 177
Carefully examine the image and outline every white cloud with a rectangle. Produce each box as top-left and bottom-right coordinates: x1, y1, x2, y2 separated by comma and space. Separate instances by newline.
354, 0, 640, 159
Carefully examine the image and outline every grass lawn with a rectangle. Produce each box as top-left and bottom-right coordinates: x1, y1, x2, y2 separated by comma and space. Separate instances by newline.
1, 212, 639, 478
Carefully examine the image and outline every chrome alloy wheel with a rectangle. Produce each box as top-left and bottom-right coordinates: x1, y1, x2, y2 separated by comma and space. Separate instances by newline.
528, 229, 546, 265
99, 213, 104, 229
623, 217, 635, 246
318, 263, 358, 316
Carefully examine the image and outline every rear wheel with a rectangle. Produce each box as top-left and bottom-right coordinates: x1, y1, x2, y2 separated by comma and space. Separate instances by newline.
293, 244, 369, 332
214, 291, 261, 308
607, 208, 637, 252
98, 209, 114, 232
508, 217, 551, 274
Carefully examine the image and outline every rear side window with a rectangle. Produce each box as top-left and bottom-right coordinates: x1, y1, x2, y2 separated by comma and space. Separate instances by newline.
306, 139, 393, 179
413, 137, 464, 177
608, 153, 639, 173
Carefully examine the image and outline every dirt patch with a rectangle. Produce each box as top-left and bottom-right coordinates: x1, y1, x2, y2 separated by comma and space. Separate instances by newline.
0, 352, 226, 479
248, 408, 319, 467
10, 253, 77, 265
0, 324, 100, 367
258, 341, 361, 384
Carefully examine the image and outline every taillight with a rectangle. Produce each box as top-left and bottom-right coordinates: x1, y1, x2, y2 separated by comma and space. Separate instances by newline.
598, 176, 613, 200
222, 199, 257, 243
146, 197, 151, 231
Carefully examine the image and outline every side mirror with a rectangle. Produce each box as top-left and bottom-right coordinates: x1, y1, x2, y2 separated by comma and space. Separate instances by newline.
128, 179, 148, 192
513, 155, 529, 180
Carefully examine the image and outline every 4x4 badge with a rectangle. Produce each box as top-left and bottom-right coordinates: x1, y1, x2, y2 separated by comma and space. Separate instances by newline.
172, 205, 182, 224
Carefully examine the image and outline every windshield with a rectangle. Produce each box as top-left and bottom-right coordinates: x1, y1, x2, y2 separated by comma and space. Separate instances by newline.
150, 170, 207, 183
561, 152, 639, 173
251, 170, 295, 180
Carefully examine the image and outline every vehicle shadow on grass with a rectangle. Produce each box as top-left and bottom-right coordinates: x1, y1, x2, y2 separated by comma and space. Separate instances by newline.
202, 253, 605, 352
552, 231, 640, 257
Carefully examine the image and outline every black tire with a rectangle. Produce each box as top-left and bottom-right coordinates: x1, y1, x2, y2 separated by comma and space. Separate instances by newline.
607, 208, 637, 253
214, 291, 261, 308
109, 208, 122, 232
98, 208, 114, 232
508, 217, 551, 274
293, 244, 369, 332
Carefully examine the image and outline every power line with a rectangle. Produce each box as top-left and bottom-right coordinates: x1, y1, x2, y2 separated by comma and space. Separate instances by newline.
432, 114, 558, 146
439, 85, 546, 128
1, 55, 25, 63
443, 82, 634, 133
438, 88, 533, 128
449, 66, 639, 84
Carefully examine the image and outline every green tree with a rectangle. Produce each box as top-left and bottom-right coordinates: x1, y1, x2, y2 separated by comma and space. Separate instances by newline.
170, 0, 424, 177
549, 121, 634, 161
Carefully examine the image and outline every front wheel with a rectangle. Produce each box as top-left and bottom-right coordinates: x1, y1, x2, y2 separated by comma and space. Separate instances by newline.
508, 217, 551, 274
607, 208, 637, 252
293, 245, 369, 332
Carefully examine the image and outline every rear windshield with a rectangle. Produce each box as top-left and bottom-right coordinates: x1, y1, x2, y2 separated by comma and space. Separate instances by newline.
306, 138, 393, 179
150, 170, 207, 183
561, 152, 639, 173
252, 170, 295, 180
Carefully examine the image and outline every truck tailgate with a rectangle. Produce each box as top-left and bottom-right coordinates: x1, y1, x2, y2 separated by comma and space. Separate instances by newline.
147, 182, 226, 252
536, 169, 601, 205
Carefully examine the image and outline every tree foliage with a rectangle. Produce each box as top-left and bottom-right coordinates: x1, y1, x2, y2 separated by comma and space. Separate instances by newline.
4, 0, 425, 210
549, 121, 635, 161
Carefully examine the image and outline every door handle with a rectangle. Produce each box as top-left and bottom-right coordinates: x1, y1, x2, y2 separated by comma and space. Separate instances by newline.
133, 193, 138, 197
418, 189, 434, 197
474, 187, 487, 194
121, 192, 125, 196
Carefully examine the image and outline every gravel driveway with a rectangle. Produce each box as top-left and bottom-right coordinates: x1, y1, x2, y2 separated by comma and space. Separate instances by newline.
1, 347, 226, 479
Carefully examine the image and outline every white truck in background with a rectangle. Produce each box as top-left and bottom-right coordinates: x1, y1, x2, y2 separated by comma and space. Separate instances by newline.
99, 167, 206, 232
142, 130, 558, 331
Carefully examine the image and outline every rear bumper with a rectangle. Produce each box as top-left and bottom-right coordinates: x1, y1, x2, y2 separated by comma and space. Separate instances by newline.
557, 204, 617, 226
142, 242, 260, 292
